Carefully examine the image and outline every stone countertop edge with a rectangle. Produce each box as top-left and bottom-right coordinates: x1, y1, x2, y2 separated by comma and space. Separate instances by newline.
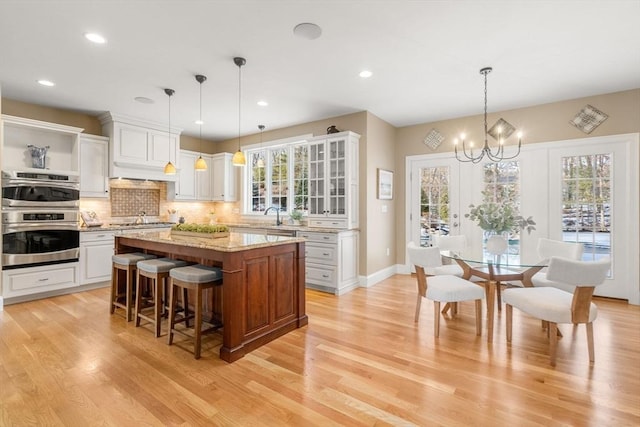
116, 230, 307, 253
224, 223, 360, 233
80, 224, 174, 232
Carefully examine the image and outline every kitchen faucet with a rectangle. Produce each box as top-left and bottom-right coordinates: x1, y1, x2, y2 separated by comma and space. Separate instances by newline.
135, 210, 147, 224
264, 206, 283, 226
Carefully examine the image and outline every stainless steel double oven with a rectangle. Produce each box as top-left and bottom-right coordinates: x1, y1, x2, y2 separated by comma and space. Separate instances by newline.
2, 170, 80, 270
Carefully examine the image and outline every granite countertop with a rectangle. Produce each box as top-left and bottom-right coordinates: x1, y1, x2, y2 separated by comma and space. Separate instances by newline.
223, 222, 357, 234
118, 230, 306, 252
80, 222, 174, 232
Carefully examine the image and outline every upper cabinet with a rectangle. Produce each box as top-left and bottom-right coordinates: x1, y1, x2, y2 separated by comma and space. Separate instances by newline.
1, 114, 82, 173
99, 112, 181, 181
211, 152, 236, 202
79, 134, 109, 198
307, 131, 359, 229
171, 151, 233, 202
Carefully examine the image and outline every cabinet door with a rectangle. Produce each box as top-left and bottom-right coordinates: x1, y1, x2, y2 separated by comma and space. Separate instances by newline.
115, 124, 148, 163
196, 155, 213, 200
308, 141, 326, 215
212, 153, 236, 201
176, 151, 197, 200
149, 130, 178, 167
80, 242, 115, 284
79, 135, 109, 198
327, 137, 346, 215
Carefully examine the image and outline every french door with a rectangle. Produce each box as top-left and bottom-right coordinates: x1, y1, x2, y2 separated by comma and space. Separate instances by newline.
548, 135, 638, 301
407, 156, 461, 248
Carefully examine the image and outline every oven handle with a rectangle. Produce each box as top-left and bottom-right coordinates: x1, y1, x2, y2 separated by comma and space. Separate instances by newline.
2, 178, 80, 190
2, 199, 79, 208
2, 223, 79, 234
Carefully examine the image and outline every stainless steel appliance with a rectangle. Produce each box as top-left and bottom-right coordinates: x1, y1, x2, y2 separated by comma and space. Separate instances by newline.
2, 171, 80, 270
2, 170, 80, 208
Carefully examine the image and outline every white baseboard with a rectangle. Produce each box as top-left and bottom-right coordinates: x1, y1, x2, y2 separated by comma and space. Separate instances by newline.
0, 296, 3, 311
359, 264, 410, 288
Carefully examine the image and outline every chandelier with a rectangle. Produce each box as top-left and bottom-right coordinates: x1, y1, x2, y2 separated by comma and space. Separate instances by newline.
454, 67, 522, 163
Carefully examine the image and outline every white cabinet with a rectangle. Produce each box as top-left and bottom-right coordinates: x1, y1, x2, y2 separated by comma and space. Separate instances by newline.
79, 231, 115, 285
2, 262, 79, 299
297, 229, 359, 295
211, 153, 237, 201
174, 150, 212, 200
171, 151, 234, 201
175, 151, 197, 200
79, 134, 109, 198
1, 114, 82, 172
196, 155, 213, 200
99, 112, 181, 181
307, 131, 359, 229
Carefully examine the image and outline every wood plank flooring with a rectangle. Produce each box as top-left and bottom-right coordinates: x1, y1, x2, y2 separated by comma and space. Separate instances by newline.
1, 274, 639, 426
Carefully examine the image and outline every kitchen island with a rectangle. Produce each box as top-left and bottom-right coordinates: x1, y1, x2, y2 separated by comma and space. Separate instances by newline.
115, 231, 307, 363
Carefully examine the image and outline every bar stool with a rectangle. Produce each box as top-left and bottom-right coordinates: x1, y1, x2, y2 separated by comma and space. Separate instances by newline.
167, 264, 223, 359
135, 257, 187, 337
110, 252, 157, 321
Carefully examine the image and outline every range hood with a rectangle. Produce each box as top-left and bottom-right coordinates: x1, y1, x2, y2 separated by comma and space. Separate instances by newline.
99, 112, 182, 182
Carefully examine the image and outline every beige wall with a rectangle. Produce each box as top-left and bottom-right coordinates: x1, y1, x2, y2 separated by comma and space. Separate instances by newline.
364, 112, 397, 276
2, 98, 103, 135
394, 88, 640, 264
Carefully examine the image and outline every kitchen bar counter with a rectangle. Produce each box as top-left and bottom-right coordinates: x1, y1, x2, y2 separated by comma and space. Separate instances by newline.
115, 231, 307, 362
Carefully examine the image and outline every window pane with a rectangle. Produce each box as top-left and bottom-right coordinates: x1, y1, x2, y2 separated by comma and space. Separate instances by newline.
420, 166, 449, 246
562, 153, 612, 262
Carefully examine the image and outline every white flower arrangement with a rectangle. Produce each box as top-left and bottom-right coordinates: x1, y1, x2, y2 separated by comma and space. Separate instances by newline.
465, 202, 536, 234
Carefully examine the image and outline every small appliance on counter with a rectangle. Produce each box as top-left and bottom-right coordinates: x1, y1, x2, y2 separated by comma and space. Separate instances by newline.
80, 211, 103, 227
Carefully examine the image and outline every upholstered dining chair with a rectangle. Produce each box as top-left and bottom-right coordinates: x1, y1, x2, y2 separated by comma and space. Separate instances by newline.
432, 234, 467, 276
407, 241, 485, 337
523, 238, 584, 291
503, 256, 610, 366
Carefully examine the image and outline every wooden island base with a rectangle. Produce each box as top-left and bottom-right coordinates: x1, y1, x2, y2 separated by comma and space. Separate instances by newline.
116, 232, 308, 362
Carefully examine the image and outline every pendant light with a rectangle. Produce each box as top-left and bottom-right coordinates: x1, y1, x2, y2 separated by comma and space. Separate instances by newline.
232, 56, 247, 166
163, 88, 177, 175
256, 124, 266, 168
194, 74, 208, 171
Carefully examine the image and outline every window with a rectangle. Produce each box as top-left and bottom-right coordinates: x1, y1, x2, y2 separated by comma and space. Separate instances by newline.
419, 166, 450, 246
246, 141, 308, 214
561, 154, 611, 261
483, 161, 521, 263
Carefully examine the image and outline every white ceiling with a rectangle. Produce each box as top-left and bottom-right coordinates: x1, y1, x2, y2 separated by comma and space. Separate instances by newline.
1, 1, 639, 142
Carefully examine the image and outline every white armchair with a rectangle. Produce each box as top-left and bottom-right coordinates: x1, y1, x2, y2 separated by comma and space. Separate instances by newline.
526, 238, 584, 292
503, 256, 610, 366
407, 241, 485, 337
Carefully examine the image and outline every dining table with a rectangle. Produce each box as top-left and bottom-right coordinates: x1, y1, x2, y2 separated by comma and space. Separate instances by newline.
440, 251, 546, 342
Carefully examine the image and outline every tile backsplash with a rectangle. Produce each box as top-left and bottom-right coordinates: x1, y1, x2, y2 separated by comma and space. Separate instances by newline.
111, 187, 159, 217
79, 178, 240, 225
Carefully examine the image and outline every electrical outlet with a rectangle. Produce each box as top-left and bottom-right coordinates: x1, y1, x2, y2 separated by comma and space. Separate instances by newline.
386, 248, 390, 256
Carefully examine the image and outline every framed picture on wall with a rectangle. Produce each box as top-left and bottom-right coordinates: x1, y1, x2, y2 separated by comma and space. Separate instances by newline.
377, 168, 393, 200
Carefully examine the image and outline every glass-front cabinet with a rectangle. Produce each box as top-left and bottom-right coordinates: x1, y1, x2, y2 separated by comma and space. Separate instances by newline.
307, 131, 359, 229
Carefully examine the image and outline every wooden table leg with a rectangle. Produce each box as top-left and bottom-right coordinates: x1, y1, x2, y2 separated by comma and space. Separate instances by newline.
486, 280, 496, 342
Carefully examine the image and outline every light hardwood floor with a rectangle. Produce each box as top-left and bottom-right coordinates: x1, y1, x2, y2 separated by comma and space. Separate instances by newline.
1, 274, 639, 426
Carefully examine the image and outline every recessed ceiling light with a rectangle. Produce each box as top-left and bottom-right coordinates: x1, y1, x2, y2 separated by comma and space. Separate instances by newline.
37, 79, 55, 87
84, 32, 107, 44
134, 96, 154, 104
195, 119, 204, 125
257, 100, 269, 107
359, 70, 373, 78
293, 23, 322, 40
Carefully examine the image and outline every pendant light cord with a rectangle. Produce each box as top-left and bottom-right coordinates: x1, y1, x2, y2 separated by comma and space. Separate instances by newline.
238, 63, 242, 151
